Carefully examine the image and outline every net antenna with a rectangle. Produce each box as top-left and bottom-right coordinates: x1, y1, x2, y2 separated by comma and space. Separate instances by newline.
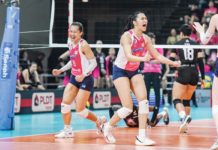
49, 0, 74, 48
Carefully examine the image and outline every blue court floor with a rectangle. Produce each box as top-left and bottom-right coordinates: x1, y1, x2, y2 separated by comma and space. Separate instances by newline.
0, 106, 212, 138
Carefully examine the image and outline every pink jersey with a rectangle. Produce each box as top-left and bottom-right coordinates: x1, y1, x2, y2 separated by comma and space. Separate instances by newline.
142, 48, 163, 73
114, 30, 147, 71
68, 39, 90, 76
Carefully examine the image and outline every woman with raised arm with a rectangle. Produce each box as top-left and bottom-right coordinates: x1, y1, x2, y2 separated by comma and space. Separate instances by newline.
194, 14, 218, 150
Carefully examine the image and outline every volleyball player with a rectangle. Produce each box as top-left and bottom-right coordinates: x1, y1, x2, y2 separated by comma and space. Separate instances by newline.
170, 24, 204, 134
194, 14, 218, 150
52, 22, 106, 138
101, 11, 180, 145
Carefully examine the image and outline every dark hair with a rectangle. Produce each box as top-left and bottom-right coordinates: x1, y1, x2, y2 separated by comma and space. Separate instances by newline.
123, 11, 145, 33
179, 24, 192, 36
147, 32, 156, 39
71, 22, 84, 33
30, 61, 37, 66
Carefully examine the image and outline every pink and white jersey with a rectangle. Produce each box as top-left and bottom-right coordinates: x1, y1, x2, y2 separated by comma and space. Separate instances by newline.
114, 30, 147, 71
142, 48, 163, 73
68, 39, 90, 76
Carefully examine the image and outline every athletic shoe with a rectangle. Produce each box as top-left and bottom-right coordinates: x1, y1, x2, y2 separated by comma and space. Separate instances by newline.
163, 107, 170, 125
149, 115, 162, 127
96, 116, 107, 135
102, 123, 116, 144
54, 128, 74, 138
135, 136, 155, 146
211, 139, 218, 150
179, 115, 192, 133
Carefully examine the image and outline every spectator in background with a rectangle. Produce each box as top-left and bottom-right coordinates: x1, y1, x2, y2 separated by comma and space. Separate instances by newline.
93, 40, 106, 88
189, 3, 201, 20
142, 32, 164, 123
204, 1, 217, 18
19, 50, 30, 70
20, 62, 45, 90
35, 53, 45, 74
16, 65, 31, 91
166, 28, 180, 45
105, 48, 116, 88
198, 0, 208, 9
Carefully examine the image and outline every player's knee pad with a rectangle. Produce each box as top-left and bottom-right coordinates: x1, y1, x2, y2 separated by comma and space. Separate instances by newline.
77, 108, 89, 118
183, 100, 190, 107
117, 107, 132, 119
173, 99, 182, 108
212, 105, 218, 117
61, 103, 71, 114
139, 100, 149, 114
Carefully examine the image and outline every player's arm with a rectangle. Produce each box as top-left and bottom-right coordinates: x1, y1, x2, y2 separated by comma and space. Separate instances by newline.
52, 61, 72, 76
59, 51, 70, 61
81, 40, 97, 76
194, 14, 218, 44
144, 35, 179, 67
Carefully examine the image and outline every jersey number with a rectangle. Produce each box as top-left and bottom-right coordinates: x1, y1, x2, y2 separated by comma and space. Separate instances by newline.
183, 48, 194, 60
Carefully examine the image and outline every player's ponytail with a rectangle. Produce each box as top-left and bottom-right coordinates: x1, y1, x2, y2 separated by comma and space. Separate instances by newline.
123, 15, 134, 33
123, 11, 145, 33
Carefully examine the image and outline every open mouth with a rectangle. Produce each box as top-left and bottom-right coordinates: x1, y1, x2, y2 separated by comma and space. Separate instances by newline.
143, 24, 147, 27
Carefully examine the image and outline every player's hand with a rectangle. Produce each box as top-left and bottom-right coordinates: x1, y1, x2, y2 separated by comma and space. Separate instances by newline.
172, 61, 181, 67
143, 52, 152, 62
52, 69, 62, 76
75, 74, 85, 82
193, 22, 205, 33
200, 79, 205, 89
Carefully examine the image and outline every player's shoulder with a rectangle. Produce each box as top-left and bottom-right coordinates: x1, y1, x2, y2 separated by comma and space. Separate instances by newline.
142, 33, 149, 39
120, 31, 132, 42
80, 39, 89, 47
122, 31, 131, 37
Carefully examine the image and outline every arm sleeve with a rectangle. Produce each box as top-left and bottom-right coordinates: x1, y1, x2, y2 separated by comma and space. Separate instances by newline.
197, 57, 205, 80
83, 58, 97, 76
60, 61, 72, 72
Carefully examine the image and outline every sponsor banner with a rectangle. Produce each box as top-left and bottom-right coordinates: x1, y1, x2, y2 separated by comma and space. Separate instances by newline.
14, 93, 21, 113
93, 91, 111, 109
1, 42, 12, 79
195, 89, 211, 107
32, 92, 55, 112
